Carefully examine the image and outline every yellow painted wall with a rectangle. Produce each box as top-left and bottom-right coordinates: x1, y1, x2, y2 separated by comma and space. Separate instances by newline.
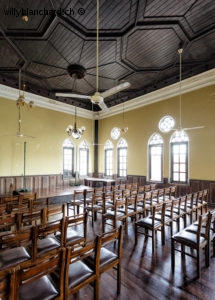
0, 97, 94, 176
98, 84, 215, 180
0, 84, 215, 180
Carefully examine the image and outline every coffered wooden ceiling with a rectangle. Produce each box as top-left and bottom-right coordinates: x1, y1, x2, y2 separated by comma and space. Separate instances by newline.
0, 0, 215, 111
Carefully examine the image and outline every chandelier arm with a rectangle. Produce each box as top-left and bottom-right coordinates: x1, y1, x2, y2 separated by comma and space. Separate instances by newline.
178, 48, 183, 129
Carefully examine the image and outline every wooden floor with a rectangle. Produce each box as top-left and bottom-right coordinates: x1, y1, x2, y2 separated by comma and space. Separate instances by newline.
68, 210, 215, 300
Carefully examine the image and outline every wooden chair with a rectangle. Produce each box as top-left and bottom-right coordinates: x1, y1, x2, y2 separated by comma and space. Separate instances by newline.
0, 227, 33, 271
102, 197, 127, 233
45, 203, 66, 222
85, 226, 123, 295
67, 189, 85, 216
86, 193, 104, 227
135, 202, 165, 253
16, 208, 46, 231
171, 213, 211, 278
10, 193, 37, 213
32, 218, 65, 260
64, 236, 100, 300
10, 248, 66, 300
183, 209, 215, 266
56, 212, 88, 248
0, 213, 18, 235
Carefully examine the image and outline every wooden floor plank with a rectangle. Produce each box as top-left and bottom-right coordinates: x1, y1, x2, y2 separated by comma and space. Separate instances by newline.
68, 210, 215, 300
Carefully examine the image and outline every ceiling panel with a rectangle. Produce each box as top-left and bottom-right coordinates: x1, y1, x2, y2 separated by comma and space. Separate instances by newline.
0, 0, 214, 111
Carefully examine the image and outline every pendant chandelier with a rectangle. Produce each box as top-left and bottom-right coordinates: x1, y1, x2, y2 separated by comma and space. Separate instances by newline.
16, 69, 34, 109
110, 102, 128, 140
66, 107, 85, 139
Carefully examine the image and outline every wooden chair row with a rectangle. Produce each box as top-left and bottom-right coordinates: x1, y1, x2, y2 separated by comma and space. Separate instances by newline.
171, 209, 215, 278
1, 225, 123, 300
134, 190, 209, 253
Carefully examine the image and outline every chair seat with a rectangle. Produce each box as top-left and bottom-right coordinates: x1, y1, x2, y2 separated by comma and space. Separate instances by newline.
87, 205, 103, 211
0, 246, 31, 270
136, 217, 162, 228
173, 230, 206, 246
66, 228, 84, 244
19, 275, 59, 300
37, 237, 60, 255
68, 261, 94, 289
103, 211, 125, 218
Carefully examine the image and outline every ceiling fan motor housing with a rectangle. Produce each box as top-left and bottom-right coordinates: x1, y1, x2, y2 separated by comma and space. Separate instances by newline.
67, 64, 86, 79
91, 92, 104, 104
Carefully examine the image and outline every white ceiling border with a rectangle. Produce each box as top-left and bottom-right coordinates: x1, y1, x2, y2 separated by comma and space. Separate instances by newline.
0, 68, 214, 119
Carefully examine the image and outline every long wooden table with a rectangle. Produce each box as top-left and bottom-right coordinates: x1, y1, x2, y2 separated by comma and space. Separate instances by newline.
84, 177, 116, 188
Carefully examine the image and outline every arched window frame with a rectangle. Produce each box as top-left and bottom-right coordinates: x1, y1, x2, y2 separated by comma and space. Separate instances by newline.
62, 138, 74, 179
104, 140, 113, 177
148, 133, 164, 182
170, 130, 189, 183
117, 138, 128, 178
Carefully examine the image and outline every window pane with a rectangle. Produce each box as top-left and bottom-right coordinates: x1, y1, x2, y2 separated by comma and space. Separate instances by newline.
117, 139, 128, 177
171, 141, 188, 183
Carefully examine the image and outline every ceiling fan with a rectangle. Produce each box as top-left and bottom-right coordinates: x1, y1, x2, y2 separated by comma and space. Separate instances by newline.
171, 48, 204, 132
55, 0, 131, 111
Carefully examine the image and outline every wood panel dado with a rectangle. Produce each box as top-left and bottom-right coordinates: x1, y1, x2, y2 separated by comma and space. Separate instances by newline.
0, 174, 65, 195
0, 174, 215, 206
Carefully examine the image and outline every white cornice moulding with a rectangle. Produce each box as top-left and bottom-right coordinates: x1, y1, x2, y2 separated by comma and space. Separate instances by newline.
0, 68, 214, 119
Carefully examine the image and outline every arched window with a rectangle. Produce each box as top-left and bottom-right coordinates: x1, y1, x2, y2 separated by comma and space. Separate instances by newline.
79, 140, 89, 176
148, 133, 163, 181
104, 140, 113, 177
170, 130, 189, 183
63, 138, 74, 178
117, 138, 128, 178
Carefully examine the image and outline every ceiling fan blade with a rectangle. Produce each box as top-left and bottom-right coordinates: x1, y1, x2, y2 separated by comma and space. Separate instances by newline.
100, 82, 131, 99
184, 126, 205, 130
56, 93, 91, 100
98, 100, 109, 112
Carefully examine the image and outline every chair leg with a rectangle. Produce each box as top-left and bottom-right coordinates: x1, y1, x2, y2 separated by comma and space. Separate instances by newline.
135, 224, 138, 245
94, 278, 100, 300
117, 263, 121, 295
171, 238, 175, 272
197, 249, 201, 278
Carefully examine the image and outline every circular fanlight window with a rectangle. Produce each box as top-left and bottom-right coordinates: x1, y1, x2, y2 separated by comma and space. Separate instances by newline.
111, 127, 121, 140
158, 115, 175, 133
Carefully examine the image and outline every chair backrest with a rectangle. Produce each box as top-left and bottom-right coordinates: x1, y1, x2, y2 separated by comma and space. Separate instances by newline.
209, 209, 215, 240
0, 213, 18, 233
32, 217, 65, 259
196, 213, 211, 245
74, 189, 85, 200
151, 203, 165, 227
10, 248, 66, 300
16, 208, 46, 231
64, 212, 88, 247
0, 226, 33, 250
45, 203, 66, 221
99, 225, 123, 260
